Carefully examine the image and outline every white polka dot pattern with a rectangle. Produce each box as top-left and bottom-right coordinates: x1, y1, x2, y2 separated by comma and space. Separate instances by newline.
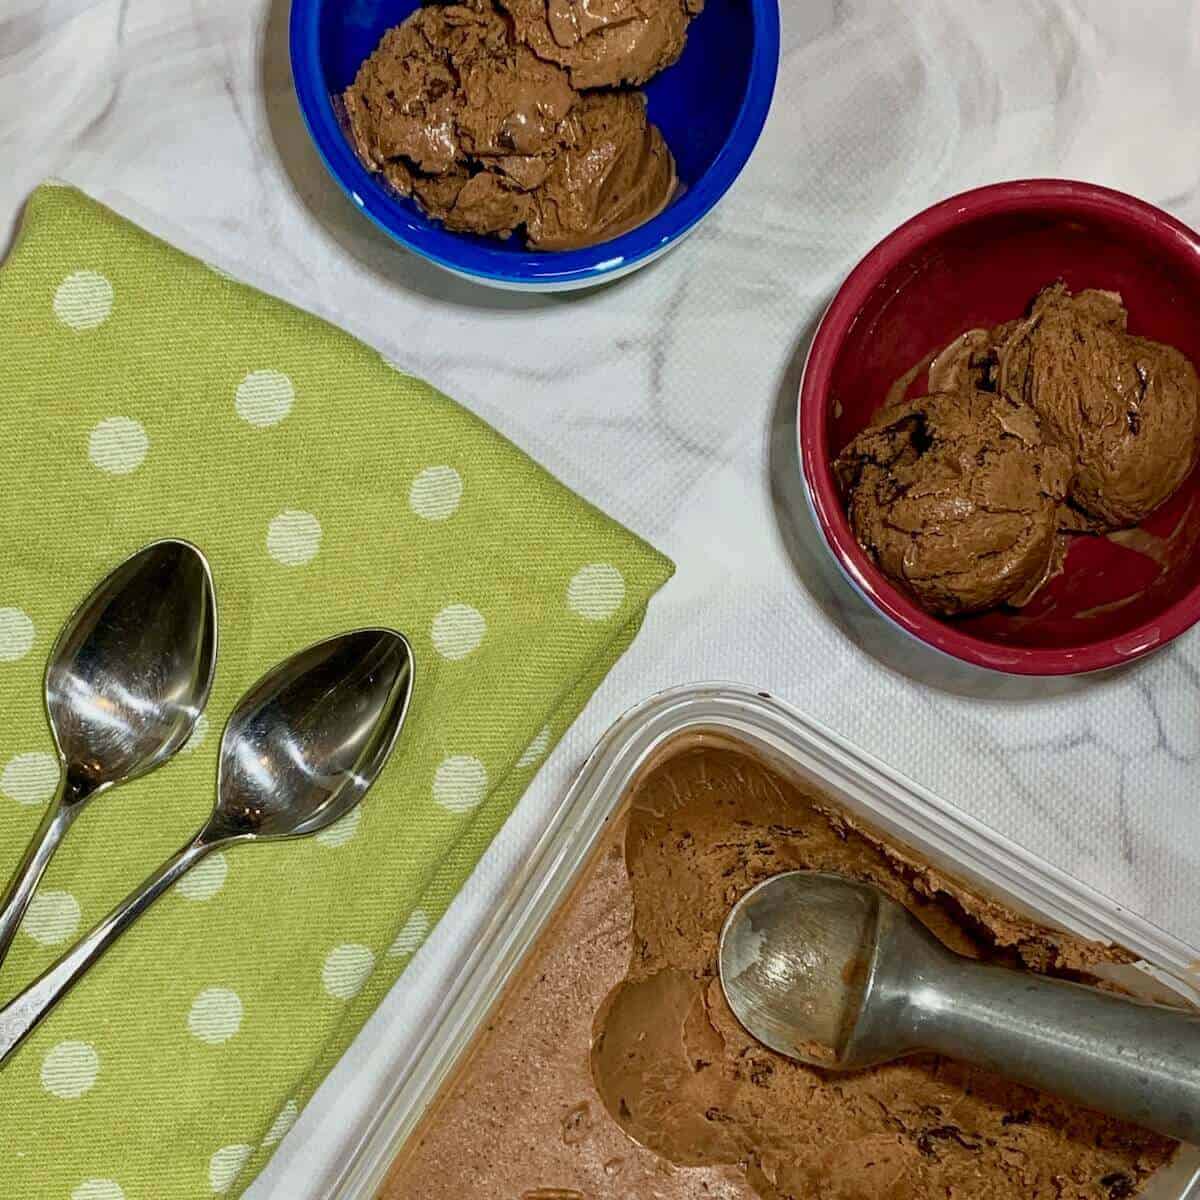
430, 603, 485, 660
235, 370, 294, 427
322, 944, 375, 1000
41, 1041, 99, 1099
517, 726, 552, 769
567, 563, 626, 621
388, 909, 431, 958
71, 1181, 125, 1200
22, 890, 80, 946
262, 1100, 300, 1147
409, 466, 462, 521
88, 417, 148, 475
176, 852, 228, 902
187, 987, 243, 1045
208, 1144, 253, 1194
266, 510, 322, 566
53, 271, 113, 331
0, 751, 58, 804
0, 608, 36, 662
433, 755, 488, 814
315, 807, 360, 848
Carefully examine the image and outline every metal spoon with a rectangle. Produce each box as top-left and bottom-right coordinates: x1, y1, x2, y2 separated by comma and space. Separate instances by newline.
0, 539, 217, 973
720, 871, 1200, 1143
0, 627, 413, 1064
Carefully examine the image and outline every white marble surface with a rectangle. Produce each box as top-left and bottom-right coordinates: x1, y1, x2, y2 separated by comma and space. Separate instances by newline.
4, 0, 1200, 1194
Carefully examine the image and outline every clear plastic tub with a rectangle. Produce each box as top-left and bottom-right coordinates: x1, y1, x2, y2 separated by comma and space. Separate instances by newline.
328, 683, 1200, 1200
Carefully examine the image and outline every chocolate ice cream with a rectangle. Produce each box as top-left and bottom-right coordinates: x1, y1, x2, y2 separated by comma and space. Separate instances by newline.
525, 91, 676, 249
993, 284, 1200, 529
382, 743, 1176, 1200
840, 282, 1200, 619
498, 0, 701, 88
342, 0, 689, 250
834, 391, 1072, 615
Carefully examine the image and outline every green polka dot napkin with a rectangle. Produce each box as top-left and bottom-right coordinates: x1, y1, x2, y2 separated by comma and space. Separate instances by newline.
0, 184, 673, 1199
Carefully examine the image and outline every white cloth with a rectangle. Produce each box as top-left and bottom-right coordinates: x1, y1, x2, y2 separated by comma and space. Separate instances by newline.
2, 1, 1199, 1194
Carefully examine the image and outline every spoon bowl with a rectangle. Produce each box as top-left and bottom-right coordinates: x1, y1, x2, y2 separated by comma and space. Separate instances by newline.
0, 539, 217, 972
46, 538, 217, 795
207, 628, 414, 842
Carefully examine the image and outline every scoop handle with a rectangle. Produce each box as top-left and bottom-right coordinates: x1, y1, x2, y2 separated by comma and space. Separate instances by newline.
0, 836, 211, 1066
911, 957, 1200, 1143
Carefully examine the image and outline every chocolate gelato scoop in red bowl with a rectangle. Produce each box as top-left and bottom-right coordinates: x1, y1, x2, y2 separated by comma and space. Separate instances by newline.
799, 180, 1200, 676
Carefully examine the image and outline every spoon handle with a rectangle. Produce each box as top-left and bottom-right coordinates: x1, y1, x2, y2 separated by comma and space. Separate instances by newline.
0, 837, 211, 1066
0, 785, 78, 973
916, 958, 1200, 1143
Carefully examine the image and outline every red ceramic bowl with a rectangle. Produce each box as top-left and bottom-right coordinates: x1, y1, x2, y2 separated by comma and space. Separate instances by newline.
800, 180, 1200, 676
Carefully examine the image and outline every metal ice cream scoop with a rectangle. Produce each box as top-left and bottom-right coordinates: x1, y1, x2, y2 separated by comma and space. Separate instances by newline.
719, 872, 1200, 1144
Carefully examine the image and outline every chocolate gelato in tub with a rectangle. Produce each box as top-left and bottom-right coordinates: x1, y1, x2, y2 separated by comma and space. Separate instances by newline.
368, 690, 1199, 1200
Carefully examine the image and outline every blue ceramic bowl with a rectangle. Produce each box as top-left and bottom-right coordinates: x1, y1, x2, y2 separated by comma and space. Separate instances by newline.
289, 0, 779, 290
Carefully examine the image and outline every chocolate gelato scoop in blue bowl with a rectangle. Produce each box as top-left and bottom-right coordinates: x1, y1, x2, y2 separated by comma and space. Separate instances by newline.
289, 0, 779, 291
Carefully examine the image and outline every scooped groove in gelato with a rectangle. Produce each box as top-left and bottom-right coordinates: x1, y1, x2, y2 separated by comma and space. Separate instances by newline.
836, 283, 1200, 617
342, 0, 694, 250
